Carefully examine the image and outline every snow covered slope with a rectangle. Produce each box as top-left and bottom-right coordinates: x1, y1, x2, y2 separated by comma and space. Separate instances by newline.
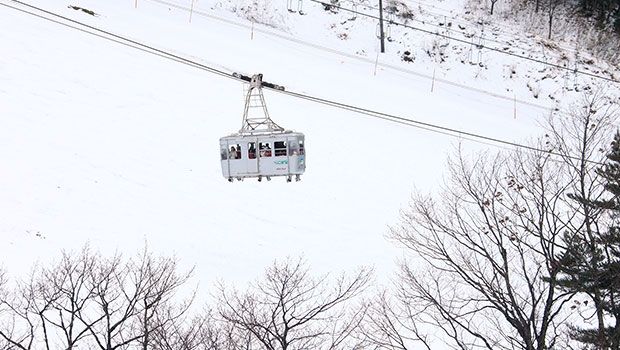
0, 0, 605, 292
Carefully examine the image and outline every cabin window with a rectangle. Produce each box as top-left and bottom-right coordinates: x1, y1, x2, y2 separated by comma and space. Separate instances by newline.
259, 142, 272, 157
220, 146, 228, 160
299, 140, 305, 155
274, 141, 287, 156
228, 144, 241, 160
248, 142, 257, 159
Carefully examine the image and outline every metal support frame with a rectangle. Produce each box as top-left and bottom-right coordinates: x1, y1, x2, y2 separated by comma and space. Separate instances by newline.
239, 74, 284, 135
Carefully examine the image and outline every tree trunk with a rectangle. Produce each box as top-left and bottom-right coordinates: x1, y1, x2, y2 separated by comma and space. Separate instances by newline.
548, 12, 553, 39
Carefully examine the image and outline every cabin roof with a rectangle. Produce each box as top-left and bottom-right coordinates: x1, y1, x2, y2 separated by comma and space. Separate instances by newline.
220, 131, 304, 140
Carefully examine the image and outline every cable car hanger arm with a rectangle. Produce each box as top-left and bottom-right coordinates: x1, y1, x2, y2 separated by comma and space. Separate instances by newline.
233, 72, 286, 91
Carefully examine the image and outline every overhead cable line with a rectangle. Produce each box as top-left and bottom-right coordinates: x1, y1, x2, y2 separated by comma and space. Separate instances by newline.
361, 0, 581, 55
1, 0, 605, 165
310, 0, 620, 84
4, 2, 233, 79
145, 0, 553, 112
356, 1, 533, 49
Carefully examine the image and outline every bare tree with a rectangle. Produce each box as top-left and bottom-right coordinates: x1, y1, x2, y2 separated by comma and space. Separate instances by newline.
1, 250, 125, 350
77, 247, 194, 350
134, 250, 195, 350
388, 142, 580, 349
0, 246, 196, 350
547, 0, 563, 39
357, 290, 432, 350
383, 90, 618, 350
0, 269, 8, 350
150, 308, 251, 350
24, 247, 101, 350
490, 0, 499, 15
0, 269, 48, 350
0, 269, 38, 350
218, 258, 371, 350
150, 311, 211, 350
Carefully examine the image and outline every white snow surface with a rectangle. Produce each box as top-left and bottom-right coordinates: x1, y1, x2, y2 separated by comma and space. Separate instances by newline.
1, 0, 616, 297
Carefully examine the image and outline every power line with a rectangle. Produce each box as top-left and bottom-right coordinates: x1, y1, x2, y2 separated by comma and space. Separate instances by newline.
353, 0, 459, 16
361, 0, 581, 55
147, 0, 618, 131
334, 0, 568, 54
336, 0, 606, 76
310, 0, 620, 84
1, 0, 605, 165
157, 0, 615, 128
145, 0, 553, 112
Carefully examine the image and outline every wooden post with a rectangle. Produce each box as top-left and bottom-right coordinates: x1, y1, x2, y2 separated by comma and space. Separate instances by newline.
379, 0, 385, 53
374, 52, 379, 76
189, 0, 194, 23
431, 68, 436, 92
514, 94, 517, 119
574, 61, 578, 85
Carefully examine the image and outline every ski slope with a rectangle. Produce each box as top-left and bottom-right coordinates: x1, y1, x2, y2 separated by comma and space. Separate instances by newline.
0, 0, 571, 293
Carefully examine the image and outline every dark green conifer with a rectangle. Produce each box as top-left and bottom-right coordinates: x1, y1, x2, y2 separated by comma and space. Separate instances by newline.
557, 132, 620, 349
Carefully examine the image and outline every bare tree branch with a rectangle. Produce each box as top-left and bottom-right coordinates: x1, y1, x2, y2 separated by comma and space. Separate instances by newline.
218, 258, 372, 350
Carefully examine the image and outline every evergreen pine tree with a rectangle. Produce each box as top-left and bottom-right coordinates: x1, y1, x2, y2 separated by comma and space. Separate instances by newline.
557, 131, 620, 349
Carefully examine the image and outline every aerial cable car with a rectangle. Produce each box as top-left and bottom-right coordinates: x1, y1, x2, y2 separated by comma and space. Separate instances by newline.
220, 74, 305, 182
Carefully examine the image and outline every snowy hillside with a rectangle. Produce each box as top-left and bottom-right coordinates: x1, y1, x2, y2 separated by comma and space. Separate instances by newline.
1, 0, 618, 304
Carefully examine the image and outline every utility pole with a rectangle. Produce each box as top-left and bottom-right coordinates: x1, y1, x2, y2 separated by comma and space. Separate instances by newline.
379, 0, 385, 53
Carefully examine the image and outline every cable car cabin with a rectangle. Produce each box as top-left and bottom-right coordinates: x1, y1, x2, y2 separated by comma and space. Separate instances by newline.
220, 132, 305, 182
221, 73, 305, 182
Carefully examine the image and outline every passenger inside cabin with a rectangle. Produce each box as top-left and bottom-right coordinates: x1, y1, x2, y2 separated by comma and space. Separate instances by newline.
290, 142, 299, 156
229, 146, 237, 159
248, 143, 256, 159
260, 143, 272, 157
